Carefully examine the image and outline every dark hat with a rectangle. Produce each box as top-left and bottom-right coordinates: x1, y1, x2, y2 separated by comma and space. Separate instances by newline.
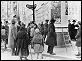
5, 21, 8, 23
45, 20, 49, 22
50, 18, 56, 23
68, 20, 71, 22
72, 20, 76, 22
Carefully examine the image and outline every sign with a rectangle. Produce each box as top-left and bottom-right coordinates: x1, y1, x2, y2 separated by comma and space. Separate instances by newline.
26, 4, 37, 10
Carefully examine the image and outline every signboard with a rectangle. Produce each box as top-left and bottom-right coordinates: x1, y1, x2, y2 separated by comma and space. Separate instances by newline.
51, 1, 61, 24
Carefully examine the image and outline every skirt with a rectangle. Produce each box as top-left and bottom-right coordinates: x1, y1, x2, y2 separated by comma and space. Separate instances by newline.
34, 44, 44, 53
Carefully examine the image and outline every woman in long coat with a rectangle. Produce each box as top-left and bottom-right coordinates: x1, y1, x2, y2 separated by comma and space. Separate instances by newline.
16, 26, 30, 60
45, 18, 57, 55
8, 19, 17, 55
4, 21, 9, 49
75, 22, 81, 56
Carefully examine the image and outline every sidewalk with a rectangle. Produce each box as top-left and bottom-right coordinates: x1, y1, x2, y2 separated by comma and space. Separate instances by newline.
1, 41, 81, 60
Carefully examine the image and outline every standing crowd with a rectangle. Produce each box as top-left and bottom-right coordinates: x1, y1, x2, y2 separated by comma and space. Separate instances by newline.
1, 17, 81, 60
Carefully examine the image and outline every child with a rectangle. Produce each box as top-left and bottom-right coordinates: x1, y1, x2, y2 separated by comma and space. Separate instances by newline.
31, 28, 44, 60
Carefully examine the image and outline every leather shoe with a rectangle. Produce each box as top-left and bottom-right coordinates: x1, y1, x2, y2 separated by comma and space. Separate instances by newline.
50, 53, 56, 55
75, 53, 81, 56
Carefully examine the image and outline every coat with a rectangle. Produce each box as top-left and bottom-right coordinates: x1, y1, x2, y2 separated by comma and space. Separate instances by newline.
31, 32, 44, 53
16, 30, 30, 49
44, 23, 48, 35
4, 25, 9, 39
8, 24, 17, 48
45, 23, 57, 46
70, 24, 76, 40
75, 25, 81, 47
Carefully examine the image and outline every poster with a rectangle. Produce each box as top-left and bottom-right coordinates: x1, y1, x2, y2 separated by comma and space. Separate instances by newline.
51, 1, 61, 24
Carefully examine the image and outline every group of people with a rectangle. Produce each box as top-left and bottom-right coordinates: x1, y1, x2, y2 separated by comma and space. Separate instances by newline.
68, 20, 81, 57
1, 18, 57, 60
1, 17, 81, 60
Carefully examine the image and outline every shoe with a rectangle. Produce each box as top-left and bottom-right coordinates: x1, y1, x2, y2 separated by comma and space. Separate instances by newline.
20, 57, 22, 60
50, 53, 56, 55
25, 57, 28, 60
75, 53, 81, 56
47, 51, 50, 53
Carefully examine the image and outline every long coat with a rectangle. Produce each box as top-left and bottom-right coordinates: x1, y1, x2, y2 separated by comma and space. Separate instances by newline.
70, 24, 76, 40
16, 30, 30, 49
8, 24, 17, 48
45, 23, 57, 46
4, 25, 9, 39
75, 25, 81, 47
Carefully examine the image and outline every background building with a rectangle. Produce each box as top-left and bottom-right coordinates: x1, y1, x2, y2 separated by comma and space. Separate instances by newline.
68, 1, 81, 22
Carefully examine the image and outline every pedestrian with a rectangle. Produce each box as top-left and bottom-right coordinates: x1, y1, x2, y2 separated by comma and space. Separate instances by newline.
43, 20, 49, 41
75, 21, 81, 57
68, 20, 71, 37
31, 28, 44, 60
39, 21, 44, 36
16, 26, 30, 60
4, 21, 9, 49
17, 21, 21, 32
70, 20, 76, 41
68, 20, 72, 44
45, 18, 57, 55
8, 19, 17, 55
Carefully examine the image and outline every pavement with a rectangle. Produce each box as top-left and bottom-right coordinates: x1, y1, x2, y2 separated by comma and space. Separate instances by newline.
1, 41, 81, 60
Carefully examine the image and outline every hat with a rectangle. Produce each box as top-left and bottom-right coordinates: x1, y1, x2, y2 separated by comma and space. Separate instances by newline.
72, 20, 76, 22
5, 21, 8, 23
45, 20, 49, 22
50, 18, 56, 23
68, 20, 71, 22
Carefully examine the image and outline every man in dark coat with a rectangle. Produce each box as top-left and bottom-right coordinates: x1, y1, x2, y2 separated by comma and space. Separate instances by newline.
68, 20, 72, 44
68, 20, 71, 36
45, 18, 57, 55
17, 21, 21, 32
43, 20, 49, 41
16, 26, 30, 60
70, 20, 76, 41
40, 21, 44, 36
4, 21, 9, 49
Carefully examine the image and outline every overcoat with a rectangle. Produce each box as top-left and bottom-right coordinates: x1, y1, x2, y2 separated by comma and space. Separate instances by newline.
16, 30, 30, 49
70, 24, 76, 40
45, 23, 57, 46
4, 25, 9, 40
75, 26, 81, 47
8, 24, 17, 48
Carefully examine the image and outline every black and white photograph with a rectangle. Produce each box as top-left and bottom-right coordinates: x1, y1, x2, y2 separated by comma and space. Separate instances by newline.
1, 1, 81, 60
